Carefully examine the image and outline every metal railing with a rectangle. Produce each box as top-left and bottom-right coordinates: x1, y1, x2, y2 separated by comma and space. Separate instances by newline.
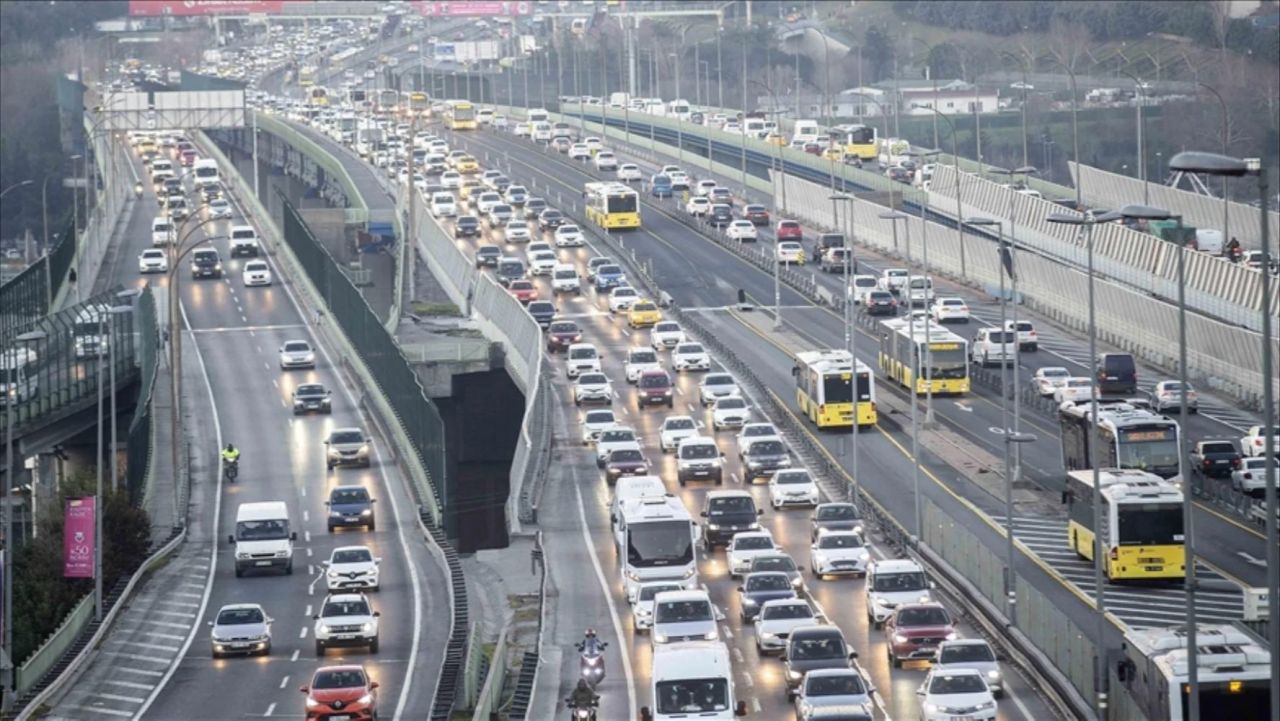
12, 594, 93, 697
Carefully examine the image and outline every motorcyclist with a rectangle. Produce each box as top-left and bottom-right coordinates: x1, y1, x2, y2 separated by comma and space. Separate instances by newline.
220, 443, 241, 465
578, 628, 604, 657
567, 679, 599, 710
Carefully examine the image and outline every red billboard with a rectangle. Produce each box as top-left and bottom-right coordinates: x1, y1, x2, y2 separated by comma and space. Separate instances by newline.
129, 0, 290, 16
415, 1, 533, 16
63, 497, 96, 579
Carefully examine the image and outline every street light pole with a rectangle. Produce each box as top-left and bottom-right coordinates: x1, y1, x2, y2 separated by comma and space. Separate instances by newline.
1197, 84, 1231, 241
908, 149, 941, 427
882, 211, 921, 537
1118, 71, 1148, 203
1063, 64, 1082, 209
913, 105, 967, 277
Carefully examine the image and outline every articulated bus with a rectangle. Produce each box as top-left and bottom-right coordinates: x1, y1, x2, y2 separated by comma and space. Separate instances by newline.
583, 182, 640, 230
445, 100, 477, 130
831, 124, 878, 162
1059, 402, 1182, 484
794, 349, 876, 429
308, 86, 329, 107
877, 318, 970, 395
1064, 469, 1185, 581
1118, 624, 1271, 721
405, 91, 430, 117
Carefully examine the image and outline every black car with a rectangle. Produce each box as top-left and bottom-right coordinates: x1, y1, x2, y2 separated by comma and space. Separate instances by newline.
190, 248, 223, 279
539, 208, 565, 229
708, 203, 734, 227
455, 215, 481, 238
740, 438, 791, 482
1096, 352, 1137, 396
526, 300, 557, 328
809, 503, 864, 541
496, 258, 525, 287
700, 492, 763, 550
738, 571, 797, 622
1190, 440, 1241, 479
784, 626, 857, 695
864, 290, 898, 316
325, 485, 376, 532
475, 245, 501, 268
546, 320, 583, 352
524, 198, 548, 219
292, 383, 333, 415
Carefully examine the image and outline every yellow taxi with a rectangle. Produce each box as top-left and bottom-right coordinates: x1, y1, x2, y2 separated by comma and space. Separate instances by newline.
764, 132, 787, 146
455, 155, 480, 174
627, 299, 662, 328
458, 179, 483, 201
821, 146, 845, 162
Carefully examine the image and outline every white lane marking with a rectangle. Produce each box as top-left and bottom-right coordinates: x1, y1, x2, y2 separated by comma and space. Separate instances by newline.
291, 649, 300, 662
63, 704, 131, 718
573, 484, 638, 720
300, 627, 308, 639
280, 676, 290, 690
105, 680, 155, 691
304, 530, 312, 543
188, 324, 307, 334
302, 510, 309, 522
266, 702, 277, 716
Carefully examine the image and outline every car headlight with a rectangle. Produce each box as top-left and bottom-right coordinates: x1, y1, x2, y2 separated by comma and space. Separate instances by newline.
924, 703, 939, 713
357, 694, 373, 706
858, 552, 870, 562
361, 509, 373, 516
215, 263, 223, 271
682, 567, 697, 579
747, 461, 761, 469
945, 631, 958, 640
330, 510, 343, 518
236, 551, 251, 560
742, 598, 758, 608
787, 669, 801, 680
357, 444, 370, 456
275, 549, 289, 558
328, 570, 340, 579
978, 700, 996, 710
987, 670, 1001, 681
653, 632, 667, 643
625, 570, 641, 581
306, 697, 321, 708
892, 634, 908, 643
707, 523, 721, 530
319, 624, 332, 635
759, 631, 777, 640
702, 631, 717, 641
919, 593, 932, 603
361, 623, 374, 633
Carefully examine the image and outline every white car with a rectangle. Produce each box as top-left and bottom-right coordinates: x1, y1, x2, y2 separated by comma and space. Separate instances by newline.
930, 297, 970, 323
138, 248, 168, 274
528, 251, 558, 276
668, 170, 690, 190
776, 241, 805, 264
1033, 367, 1071, 397
685, 196, 711, 216
727, 530, 778, 577
694, 180, 718, 197
551, 263, 580, 294
1241, 425, 1278, 457
207, 197, 233, 219
242, 259, 273, 286
631, 581, 685, 633
504, 219, 531, 242
699, 373, 740, 406
312, 593, 379, 656
852, 275, 880, 304
440, 170, 461, 189
659, 416, 699, 452
880, 268, 910, 293
672, 342, 710, 371
934, 639, 1005, 698
650, 590, 720, 645
810, 530, 871, 579
323, 545, 381, 592
711, 396, 751, 430
279, 340, 316, 369
1232, 456, 1268, 494
580, 408, 617, 446
624, 347, 662, 383
568, 143, 591, 160
430, 192, 457, 217
736, 423, 780, 454
583, 137, 603, 153
769, 469, 820, 509
754, 599, 820, 655
554, 224, 585, 247
565, 343, 602, 378
725, 220, 757, 241
650, 321, 686, 351
595, 425, 640, 467
513, 122, 531, 137
475, 192, 502, 215
1151, 379, 1199, 413
593, 151, 618, 171
617, 163, 642, 182
527, 241, 555, 256
573, 372, 614, 406
608, 286, 640, 313
1054, 377, 1095, 403
917, 668, 997, 721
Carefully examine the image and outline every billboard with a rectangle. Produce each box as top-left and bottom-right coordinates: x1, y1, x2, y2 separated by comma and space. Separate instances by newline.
63, 497, 96, 579
415, 1, 532, 16
128, 1, 290, 16
434, 41, 501, 63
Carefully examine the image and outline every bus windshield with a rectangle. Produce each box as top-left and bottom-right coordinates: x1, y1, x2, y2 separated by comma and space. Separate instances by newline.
1116, 431, 1180, 475
821, 374, 852, 404
627, 520, 693, 568
607, 195, 638, 214
452, 104, 475, 121
848, 126, 875, 144
925, 346, 968, 379
1117, 503, 1183, 545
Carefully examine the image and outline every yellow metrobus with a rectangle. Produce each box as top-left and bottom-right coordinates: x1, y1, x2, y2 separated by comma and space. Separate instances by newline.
794, 349, 877, 429
445, 100, 477, 130
1065, 469, 1185, 582
406, 91, 430, 117
831, 124, 878, 162
584, 182, 641, 230
308, 86, 329, 107
877, 318, 970, 395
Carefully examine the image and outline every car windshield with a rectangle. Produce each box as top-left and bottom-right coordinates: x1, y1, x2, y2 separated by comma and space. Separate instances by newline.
297, 385, 325, 397
708, 497, 754, 515
791, 634, 845, 660
579, 374, 606, 385
897, 606, 950, 626
599, 430, 634, 443
611, 449, 644, 463
746, 573, 790, 591
639, 374, 669, 389
818, 505, 860, 521
627, 520, 694, 568
775, 472, 811, 487
283, 342, 310, 352
665, 418, 694, 431
614, 289, 637, 298
322, 598, 370, 617
570, 348, 598, 360
655, 323, 679, 333
332, 548, 373, 564
734, 536, 773, 551
216, 607, 264, 625
550, 322, 578, 334
330, 488, 369, 504
763, 602, 811, 620
818, 534, 863, 549
873, 571, 927, 592
681, 443, 717, 459
584, 411, 614, 424
639, 584, 682, 602
678, 344, 705, 354
235, 519, 288, 541
706, 376, 733, 387
655, 679, 729, 714
940, 644, 996, 664
807, 673, 867, 696
930, 674, 989, 695
313, 669, 367, 690
753, 556, 796, 572
749, 440, 785, 456
717, 398, 746, 410
656, 600, 712, 622
1042, 368, 1069, 378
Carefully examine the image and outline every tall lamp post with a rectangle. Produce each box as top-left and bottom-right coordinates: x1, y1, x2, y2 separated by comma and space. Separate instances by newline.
830, 193, 858, 502
913, 105, 969, 277
1061, 63, 1082, 209
881, 210, 924, 539
750, 79, 787, 331
108, 288, 142, 495
1167, 151, 1275, 721
94, 299, 136, 622
1196, 84, 1231, 241
989, 165, 1039, 460
906, 148, 941, 426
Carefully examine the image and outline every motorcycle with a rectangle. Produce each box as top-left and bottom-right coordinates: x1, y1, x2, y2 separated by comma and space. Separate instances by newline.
223, 458, 239, 483
565, 699, 598, 721
576, 640, 608, 689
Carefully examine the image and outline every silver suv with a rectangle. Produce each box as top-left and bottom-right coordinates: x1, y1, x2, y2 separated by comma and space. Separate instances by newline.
312, 593, 380, 656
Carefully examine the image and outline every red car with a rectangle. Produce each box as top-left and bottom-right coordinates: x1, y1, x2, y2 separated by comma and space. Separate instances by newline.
301, 665, 379, 721
743, 204, 770, 226
885, 602, 956, 667
776, 220, 803, 241
508, 279, 538, 304
180, 149, 197, 167
803, 142, 823, 155
546, 320, 582, 352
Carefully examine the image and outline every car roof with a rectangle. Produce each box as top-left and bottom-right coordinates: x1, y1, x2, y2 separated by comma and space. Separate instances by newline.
871, 559, 923, 572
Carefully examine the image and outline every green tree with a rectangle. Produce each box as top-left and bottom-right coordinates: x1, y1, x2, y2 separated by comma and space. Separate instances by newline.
925, 43, 964, 81
863, 26, 893, 83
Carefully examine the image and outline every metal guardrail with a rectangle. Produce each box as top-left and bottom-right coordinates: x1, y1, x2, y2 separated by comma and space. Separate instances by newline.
13, 594, 94, 698
253, 111, 368, 219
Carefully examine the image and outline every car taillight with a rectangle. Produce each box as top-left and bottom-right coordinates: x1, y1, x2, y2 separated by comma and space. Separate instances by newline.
1203, 459, 1212, 467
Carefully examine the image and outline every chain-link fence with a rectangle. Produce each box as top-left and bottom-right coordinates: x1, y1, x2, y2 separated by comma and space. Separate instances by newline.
0, 257, 50, 344
279, 195, 448, 525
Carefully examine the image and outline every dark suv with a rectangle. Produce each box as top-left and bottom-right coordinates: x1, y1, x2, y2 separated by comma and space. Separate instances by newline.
1097, 353, 1137, 396
700, 491, 763, 550
708, 204, 734, 227
740, 437, 791, 483
636, 370, 674, 409
326, 485, 376, 532
191, 248, 223, 279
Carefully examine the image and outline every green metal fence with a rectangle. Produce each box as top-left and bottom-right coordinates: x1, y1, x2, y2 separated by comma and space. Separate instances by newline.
47, 217, 76, 307
125, 287, 159, 505
14, 593, 94, 697
279, 196, 448, 522
0, 257, 49, 344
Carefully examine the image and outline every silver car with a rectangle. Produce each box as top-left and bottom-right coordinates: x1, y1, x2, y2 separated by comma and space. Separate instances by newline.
934, 638, 1005, 697
792, 668, 874, 718
209, 603, 273, 658
278, 339, 316, 369
325, 427, 371, 469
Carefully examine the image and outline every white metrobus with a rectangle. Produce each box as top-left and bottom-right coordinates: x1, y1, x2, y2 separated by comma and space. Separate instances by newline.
1118, 624, 1271, 720
613, 495, 699, 601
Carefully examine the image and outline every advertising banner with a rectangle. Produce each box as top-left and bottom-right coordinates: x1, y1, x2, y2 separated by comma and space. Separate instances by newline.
63, 497, 96, 579
128, 1, 290, 16
415, 1, 532, 16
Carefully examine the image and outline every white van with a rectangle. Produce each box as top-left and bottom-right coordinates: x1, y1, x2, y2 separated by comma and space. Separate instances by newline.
906, 275, 935, 306
971, 327, 1016, 367
742, 118, 766, 138
229, 501, 296, 577
791, 119, 820, 145
641, 641, 746, 721
0, 347, 39, 406
532, 122, 553, 142
865, 558, 932, 627
151, 216, 174, 246
1194, 228, 1223, 255
526, 108, 549, 125
193, 158, 220, 189
229, 225, 261, 257
610, 475, 668, 526
551, 263, 580, 294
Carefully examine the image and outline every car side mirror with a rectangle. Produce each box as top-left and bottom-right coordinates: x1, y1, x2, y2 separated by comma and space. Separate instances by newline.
796, 565, 805, 572
227, 534, 235, 545
373, 611, 381, 617
370, 681, 379, 690
207, 620, 215, 627
737, 586, 744, 593
757, 509, 764, 516
312, 614, 319, 620
916, 688, 926, 696
320, 561, 330, 567
371, 498, 377, 504
929, 581, 936, 589
849, 650, 858, 659
376, 557, 382, 564
701, 511, 708, 517
323, 440, 330, 445
735, 701, 747, 717
327, 390, 333, 396
324, 501, 331, 505
299, 686, 310, 694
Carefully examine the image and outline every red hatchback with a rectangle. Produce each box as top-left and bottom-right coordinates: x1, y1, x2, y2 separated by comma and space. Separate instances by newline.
743, 204, 770, 226
301, 665, 379, 721
885, 603, 956, 667
180, 149, 197, 167
508, 279, 538, 304
776, 220, 803, 241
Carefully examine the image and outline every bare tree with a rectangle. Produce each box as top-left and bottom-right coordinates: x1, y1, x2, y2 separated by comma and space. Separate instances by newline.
1046, 18, 1092, 75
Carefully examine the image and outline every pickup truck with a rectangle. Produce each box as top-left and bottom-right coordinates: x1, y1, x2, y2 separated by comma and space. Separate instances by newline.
1189, 440, 1241, 479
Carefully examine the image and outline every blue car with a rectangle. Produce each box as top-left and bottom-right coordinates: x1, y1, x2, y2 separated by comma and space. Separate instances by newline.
650, 174, 673, 198
594, 264, 627, 291
326, 485, 376, 532
737, 571, 797, 622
